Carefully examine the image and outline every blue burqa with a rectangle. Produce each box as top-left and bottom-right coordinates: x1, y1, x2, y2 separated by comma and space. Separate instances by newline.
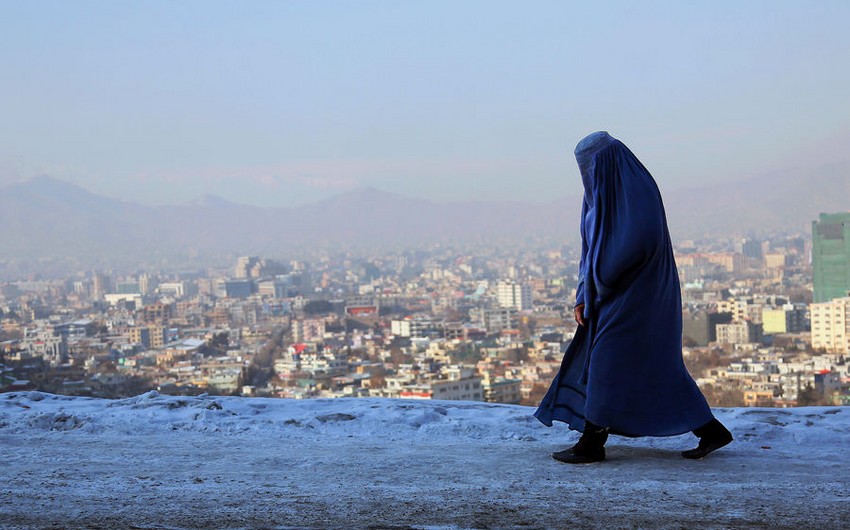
534, 132, 714, 436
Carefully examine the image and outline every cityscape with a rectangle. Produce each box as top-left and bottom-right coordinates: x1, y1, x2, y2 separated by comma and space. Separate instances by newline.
2, 211, 848, 409
4, 3, 850, 527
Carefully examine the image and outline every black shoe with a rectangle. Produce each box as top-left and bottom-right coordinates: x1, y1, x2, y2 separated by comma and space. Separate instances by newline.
552, 444, 605, 464
682, 419, 733, 460
553, 421, 608, 464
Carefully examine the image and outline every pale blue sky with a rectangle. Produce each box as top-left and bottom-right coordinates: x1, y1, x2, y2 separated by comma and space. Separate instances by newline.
1, 0, 849, 206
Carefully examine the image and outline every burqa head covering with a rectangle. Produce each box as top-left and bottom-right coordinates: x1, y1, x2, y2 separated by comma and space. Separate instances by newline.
573, 131, 669, 313
574, 131, 613, 204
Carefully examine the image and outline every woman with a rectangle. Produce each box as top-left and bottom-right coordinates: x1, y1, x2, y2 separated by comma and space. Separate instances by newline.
534, 131, 732, 464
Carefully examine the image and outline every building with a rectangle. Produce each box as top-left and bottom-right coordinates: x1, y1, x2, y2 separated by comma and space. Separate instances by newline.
762, 304, 809, 335
128, 325, 167, 349
717, 299, 763, 324
115, 281, 141, 294
292, 319, 326, 343
141, 302, 173, 325
53, 320, 95, 339
92, 273, 111, 300
701, 252, 747, 273
398, 366, 484, 401
715, 320, 763, 345
810, 297, 850, 354
234, 256, 262, 279
138, 274, 152, 295
257, 278, 287, 298
21, 329, 67, 366
482, 376, 522, 404
476, 307, 518, 333
496, 280, 532, 311
813, 212, 850, 303
683, 310, 733, 346
104, 293, 142, 308
814, 370, 842, 400
158, 282, 187, 298
764, 252, 790, 270
740, 238, 764, 261
221, 279, 254, 299
390, 317, 441, 338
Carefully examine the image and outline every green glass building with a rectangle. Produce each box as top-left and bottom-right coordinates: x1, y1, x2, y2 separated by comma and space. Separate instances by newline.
813, 212, 850, 303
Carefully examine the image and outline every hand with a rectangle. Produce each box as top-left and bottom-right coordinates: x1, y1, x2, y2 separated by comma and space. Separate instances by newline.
574, 304, 586, 327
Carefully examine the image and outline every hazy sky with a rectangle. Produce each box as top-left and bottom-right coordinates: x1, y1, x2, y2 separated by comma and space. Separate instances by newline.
1, 1, 849, 207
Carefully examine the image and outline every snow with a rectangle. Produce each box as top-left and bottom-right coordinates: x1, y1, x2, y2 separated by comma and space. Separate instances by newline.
1, 391, 848, 529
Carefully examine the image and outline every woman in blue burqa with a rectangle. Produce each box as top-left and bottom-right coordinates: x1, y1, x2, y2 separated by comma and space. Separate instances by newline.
534, 131, 732, 464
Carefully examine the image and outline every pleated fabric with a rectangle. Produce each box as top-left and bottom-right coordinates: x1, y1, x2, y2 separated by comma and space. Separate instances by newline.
535, 132, 713, 436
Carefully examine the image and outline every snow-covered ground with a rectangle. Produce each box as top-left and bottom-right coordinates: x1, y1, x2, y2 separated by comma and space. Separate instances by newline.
1, 391, 848, 529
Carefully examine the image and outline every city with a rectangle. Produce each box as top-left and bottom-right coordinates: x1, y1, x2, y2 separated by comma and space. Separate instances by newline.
2, 212, 848, 409
3, 2, 850, 526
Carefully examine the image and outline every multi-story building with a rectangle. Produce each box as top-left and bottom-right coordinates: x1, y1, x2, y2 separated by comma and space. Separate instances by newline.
158, 282, 187, 298
221, 279, 254, 299
257, 278, 287, 298
115, 281, 141, 294
762, 304, 809, 335
128, 325, 167, 349
764, 252, 790, 270
481, 376, 522, 404
138, 274, 152, 295
476, 307, 518, 333
716, 320, 763, 345
810, 297, 850, 354
740, 238, 764, 261
92, 273, 111, 300
390, 317, 441, 339
20, 329, 67, 366
813, 212, 850, 303
702, 252, 747, 273
683, 310, 733, 346
398, 366, 484, 401
293, 318, 326, 343
235, 256, 262, 279
141, 302, 172, 325
716, 298, 762, 324
496, 280, 533, 311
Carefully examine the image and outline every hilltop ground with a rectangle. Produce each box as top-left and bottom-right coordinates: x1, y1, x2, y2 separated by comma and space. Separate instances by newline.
1, 391, 848, 529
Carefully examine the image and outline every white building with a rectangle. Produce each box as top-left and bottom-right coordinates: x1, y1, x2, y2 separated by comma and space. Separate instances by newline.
104, 293, 143, 307
157, 282, 187, 298
390, 317, 441, 339
496, 280, 532, 311
811, 297, 850, 354
399, 377, 484, 401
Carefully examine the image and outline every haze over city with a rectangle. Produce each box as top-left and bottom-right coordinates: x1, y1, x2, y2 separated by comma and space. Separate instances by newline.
2, 0, 849, 207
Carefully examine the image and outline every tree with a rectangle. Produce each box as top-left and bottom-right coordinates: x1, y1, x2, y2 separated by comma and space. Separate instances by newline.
200, 331, 229, 357
796, 383, 826, 406
701, 383, 744, 407
522, 383, 551, 407
389, 347, 413, 365
245, 328, 286, 387
210, 331, 229, 349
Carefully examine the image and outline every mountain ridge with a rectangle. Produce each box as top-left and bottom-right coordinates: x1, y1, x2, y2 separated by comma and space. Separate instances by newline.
1, 164, 848, 269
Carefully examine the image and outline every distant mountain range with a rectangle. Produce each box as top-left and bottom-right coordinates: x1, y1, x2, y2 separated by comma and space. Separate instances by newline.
662, 160, 850, 239
1, 165, 848, 270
